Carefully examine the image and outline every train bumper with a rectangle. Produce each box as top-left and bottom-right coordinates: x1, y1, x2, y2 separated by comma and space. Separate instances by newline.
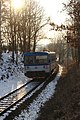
25, 71, 50, 78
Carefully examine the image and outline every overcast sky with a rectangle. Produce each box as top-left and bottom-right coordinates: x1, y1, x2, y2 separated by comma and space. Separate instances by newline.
38, 0, 68, 25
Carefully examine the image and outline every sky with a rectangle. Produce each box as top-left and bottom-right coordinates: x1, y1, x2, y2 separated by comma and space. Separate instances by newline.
39, 0, 68, 25
36, 0, 69, 45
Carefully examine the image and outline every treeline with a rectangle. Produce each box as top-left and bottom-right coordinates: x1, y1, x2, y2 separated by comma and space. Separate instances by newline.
0, 0, 49, 63
50, 0, 80, 66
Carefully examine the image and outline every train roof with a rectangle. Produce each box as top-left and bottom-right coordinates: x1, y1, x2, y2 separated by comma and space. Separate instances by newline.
23, 52, 48, 56
23, 52, 56, 56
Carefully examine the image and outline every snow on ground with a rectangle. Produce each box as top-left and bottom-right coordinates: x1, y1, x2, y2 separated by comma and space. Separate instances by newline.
0, 51, 63, 120
0, 51, 29, 98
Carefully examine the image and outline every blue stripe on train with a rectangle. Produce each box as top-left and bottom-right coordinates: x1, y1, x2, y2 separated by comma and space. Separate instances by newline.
23, 52, 48, 56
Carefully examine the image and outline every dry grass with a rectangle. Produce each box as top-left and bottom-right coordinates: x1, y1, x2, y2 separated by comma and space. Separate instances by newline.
37, 62, 80, 120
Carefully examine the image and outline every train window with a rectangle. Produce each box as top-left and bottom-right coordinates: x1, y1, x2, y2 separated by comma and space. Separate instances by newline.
24, 56, 34, 64
36, 55, 48, 64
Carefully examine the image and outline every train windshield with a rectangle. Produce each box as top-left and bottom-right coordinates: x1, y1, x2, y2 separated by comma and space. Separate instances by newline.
24, 55, 48, 64
24, 56, 34, 64
36, 55, 48, 64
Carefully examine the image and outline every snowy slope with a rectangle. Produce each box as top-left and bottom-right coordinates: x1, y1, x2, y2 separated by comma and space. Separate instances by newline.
0, 51, 29, 98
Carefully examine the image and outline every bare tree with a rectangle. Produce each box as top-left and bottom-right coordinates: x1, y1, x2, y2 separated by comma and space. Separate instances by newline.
63, 0, 80, 66
22, 0, 48, 52
0, 0, 49, 64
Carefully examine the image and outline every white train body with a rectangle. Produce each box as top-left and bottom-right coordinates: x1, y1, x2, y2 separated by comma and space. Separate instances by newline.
23, 52, 56, 78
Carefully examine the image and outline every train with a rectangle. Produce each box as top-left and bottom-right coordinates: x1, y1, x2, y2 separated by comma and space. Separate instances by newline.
23, 51, 56, 78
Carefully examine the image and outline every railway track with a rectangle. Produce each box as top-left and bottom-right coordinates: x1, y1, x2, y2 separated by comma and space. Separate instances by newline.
0, 80, 43, 116
0, 65, 59, 117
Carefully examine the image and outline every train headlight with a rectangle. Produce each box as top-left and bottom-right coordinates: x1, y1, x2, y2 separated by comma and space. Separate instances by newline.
45, 65, 48, 69
27, 66, 29, 69
43, 66, 45, 68
43, 65, 48, 69
35, 67, 37, 69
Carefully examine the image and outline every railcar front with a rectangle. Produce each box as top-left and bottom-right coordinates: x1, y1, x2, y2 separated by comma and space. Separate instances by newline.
23, 52, 51, 78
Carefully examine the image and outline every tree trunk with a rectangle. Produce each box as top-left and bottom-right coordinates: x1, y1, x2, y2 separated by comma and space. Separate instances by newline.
33, 34, 36, 52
